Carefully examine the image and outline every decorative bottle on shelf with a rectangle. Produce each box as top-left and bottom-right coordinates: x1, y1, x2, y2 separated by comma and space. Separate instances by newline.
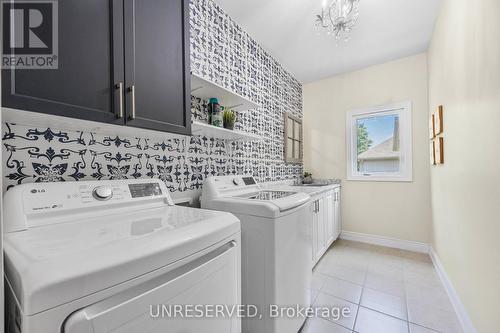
208, 98, 223, 127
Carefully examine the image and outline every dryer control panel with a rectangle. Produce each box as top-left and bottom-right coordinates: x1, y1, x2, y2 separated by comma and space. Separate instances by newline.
4, 179, 174, 233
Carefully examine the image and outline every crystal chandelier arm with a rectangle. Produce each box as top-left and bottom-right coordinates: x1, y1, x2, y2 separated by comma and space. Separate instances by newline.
345, 0, 355, 16
328, 3, 337, 26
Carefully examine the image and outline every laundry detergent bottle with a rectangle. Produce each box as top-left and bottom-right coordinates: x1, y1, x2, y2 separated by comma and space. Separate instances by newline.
208, 98, 223, 127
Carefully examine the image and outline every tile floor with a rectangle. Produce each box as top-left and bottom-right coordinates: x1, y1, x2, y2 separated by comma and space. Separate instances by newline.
300, 240, 463, 333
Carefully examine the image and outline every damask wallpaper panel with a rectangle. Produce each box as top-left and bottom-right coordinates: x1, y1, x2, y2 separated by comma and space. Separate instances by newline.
2, 0, 303, 196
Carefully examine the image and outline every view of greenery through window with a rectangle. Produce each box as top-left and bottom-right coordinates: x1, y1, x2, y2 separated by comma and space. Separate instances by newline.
356, 114, 400, 173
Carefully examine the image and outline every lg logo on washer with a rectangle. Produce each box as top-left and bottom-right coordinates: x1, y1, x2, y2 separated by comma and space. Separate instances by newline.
30, 188, 46, 194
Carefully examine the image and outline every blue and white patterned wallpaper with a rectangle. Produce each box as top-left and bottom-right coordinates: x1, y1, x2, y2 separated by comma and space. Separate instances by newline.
2, 0, 303, 195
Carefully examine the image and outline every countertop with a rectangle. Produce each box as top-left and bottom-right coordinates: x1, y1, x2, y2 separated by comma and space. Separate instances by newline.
268, 182, 341, 197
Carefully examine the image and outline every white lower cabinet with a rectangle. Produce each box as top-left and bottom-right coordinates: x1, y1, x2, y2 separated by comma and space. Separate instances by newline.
334, 187, 341, 241
311, 187, 342, 266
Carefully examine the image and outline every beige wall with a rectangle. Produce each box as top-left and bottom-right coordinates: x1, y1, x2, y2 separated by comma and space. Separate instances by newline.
303, 53, 432, 243
428, 0, 500, 331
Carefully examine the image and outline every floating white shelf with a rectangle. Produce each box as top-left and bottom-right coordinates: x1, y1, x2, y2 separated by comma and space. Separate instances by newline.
191, 121, 262, 141
190, 73, 260, 112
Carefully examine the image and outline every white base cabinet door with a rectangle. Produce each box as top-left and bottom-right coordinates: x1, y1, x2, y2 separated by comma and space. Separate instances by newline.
333, 187, 342, 241
311, 187, 341, 266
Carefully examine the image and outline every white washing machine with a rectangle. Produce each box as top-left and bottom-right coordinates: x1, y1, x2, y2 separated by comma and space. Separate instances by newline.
201, 176, 312, 333
3, 179, 241, 333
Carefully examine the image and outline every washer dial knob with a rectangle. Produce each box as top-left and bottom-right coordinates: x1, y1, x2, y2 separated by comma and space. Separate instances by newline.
232, 178, 241, 186
92, 186, 113, 201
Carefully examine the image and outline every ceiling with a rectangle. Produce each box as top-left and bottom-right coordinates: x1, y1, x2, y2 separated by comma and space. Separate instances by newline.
215, 0, 443, 83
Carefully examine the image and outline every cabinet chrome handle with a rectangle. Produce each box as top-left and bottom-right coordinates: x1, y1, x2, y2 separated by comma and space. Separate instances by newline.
128, 85, 136, 120
115, 82, 124, 119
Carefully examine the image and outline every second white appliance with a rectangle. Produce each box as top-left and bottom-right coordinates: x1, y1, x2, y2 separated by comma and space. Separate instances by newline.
201, 176, 312, 333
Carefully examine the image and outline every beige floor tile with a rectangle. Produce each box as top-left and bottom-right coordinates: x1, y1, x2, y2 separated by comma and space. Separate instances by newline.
400, 251, 432, 263
344, 240, 379, 251
314, 255, 334, 273
301, 317, 352, 333
360, 288, 408, 320
321, 275, 363, 303
334, 254, 371, 271
403, 260, 437, 278
312, 272, 327, 291
314, 292, 359, 330
318, 263, 367, 285
310, 288, 320, 304
406, 283, 453, 311
354, 307, 409, 333
333, 239, 351, 247
322, 247, 345, 260
370, 250, 405, 269
407, 300, 463, 333
409, 323, 440, 333
376, 246, 404, 257
368, 262, 405, 281
404, 269, 443, 289
365, 272, 406, 297
370, 257, 404, 271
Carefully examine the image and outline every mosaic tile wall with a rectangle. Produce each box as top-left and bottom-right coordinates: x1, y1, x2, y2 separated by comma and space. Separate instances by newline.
2, 0, 303, 196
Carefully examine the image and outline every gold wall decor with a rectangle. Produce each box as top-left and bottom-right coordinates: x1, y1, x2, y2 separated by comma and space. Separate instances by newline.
435, 137, 444, 164
434, 105, 443, 135
430, 140, 436, 165
430, 105, 444, 165
429, 113, 435, 139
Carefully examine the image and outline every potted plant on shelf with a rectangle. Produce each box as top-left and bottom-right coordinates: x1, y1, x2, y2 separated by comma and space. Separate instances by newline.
223, 109, 236, 130
303, 172, 313, 184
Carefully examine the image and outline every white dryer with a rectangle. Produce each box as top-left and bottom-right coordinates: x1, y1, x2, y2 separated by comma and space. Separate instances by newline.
3, 179, 241, 333
201, 176, 312, 333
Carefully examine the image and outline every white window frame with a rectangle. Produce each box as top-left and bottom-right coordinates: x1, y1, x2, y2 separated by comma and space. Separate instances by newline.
346, 101, 413, 182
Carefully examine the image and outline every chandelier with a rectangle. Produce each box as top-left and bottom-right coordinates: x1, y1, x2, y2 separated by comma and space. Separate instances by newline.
316, 0, 360, 41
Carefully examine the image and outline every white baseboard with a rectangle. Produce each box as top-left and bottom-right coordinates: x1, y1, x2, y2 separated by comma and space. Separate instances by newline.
430, 248, 477, 333
340, 231, 430, 253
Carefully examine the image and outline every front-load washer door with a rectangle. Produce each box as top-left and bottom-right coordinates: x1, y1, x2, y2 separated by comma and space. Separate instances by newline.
64, 239, 241, 333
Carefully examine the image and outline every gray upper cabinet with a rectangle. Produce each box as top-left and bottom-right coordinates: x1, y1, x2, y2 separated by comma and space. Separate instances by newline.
2, 0, 125, 125
123, 0, 191, 135
2, 0, 191, 136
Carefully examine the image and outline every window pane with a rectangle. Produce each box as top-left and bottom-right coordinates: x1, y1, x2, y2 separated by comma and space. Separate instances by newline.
287, 138, 293, 159
294, 121, 300, 140
287, 118, 293, 138
356, 114, 400, 173
294, 140, 300, 159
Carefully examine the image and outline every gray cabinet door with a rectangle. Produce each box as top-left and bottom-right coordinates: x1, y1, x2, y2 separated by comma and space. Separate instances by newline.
2, 0, 125, 125
123, 0, 191, 135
